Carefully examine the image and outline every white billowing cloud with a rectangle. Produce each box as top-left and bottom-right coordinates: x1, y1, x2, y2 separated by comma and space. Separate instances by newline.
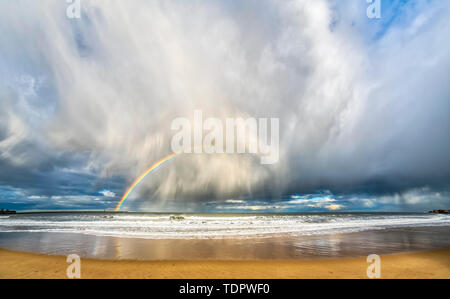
218, 205, 287, 211
287, 196, 342, 210
287, 197, 336, 205
348, 197, 377, 209
0, 0, 449, 210
378, 187, 449, 209
225, 199, 244, 204
99, 190, 116, 198
324, 204, 344, 211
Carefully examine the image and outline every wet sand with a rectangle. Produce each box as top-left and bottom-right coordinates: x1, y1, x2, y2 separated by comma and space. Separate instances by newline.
1, 227, 450, 260
0, 248, 449, 278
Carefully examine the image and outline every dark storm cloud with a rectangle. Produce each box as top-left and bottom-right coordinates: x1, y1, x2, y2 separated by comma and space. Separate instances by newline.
0, 0, 449, 211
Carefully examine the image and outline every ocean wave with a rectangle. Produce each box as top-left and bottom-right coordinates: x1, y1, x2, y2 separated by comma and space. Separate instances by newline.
0, 213, 449, 239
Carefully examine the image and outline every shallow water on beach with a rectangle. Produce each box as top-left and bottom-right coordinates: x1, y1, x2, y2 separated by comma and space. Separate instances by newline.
0, 212, 449, 260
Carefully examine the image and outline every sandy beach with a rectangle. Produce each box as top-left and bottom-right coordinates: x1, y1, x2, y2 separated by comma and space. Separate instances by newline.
1, 248, 449, 279
1, 214, 449, 279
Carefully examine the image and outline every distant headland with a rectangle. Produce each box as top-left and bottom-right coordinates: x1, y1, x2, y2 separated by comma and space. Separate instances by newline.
429, 210, 450, 214
0, 209, 16, 215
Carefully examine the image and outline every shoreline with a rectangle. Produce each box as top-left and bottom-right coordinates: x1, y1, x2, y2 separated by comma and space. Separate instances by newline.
1, 248, 449, 279
2, 226, 450, 260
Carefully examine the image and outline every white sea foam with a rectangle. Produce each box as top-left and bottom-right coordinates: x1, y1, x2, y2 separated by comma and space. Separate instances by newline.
0, 213, 449, 239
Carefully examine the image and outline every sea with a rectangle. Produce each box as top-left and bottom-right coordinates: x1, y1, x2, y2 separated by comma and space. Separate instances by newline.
0, 212, 449, 260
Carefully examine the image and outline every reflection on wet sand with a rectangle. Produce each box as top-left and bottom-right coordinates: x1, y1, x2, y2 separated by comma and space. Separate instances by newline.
0, 226, 449, 260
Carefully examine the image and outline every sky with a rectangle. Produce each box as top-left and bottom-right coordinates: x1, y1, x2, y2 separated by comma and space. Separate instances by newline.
0, 0, 449, 212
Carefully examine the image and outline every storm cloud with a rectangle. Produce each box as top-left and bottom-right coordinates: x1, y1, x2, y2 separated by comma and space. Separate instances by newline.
0, 0, 449, 211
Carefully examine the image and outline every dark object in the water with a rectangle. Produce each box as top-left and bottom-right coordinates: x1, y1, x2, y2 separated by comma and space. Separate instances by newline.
0, 209, 16, 215
170, 215, 185, 221
429, 210, 450, 214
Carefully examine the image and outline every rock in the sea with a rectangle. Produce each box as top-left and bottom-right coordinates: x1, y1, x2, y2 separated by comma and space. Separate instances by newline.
429, 210, 450, 214
170, 215, 185, 221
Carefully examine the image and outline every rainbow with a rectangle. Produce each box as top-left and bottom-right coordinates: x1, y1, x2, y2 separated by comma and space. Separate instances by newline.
114, 152, 181, 211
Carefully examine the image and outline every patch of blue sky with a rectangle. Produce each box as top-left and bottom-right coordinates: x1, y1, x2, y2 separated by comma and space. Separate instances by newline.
372, 0, 429, 39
